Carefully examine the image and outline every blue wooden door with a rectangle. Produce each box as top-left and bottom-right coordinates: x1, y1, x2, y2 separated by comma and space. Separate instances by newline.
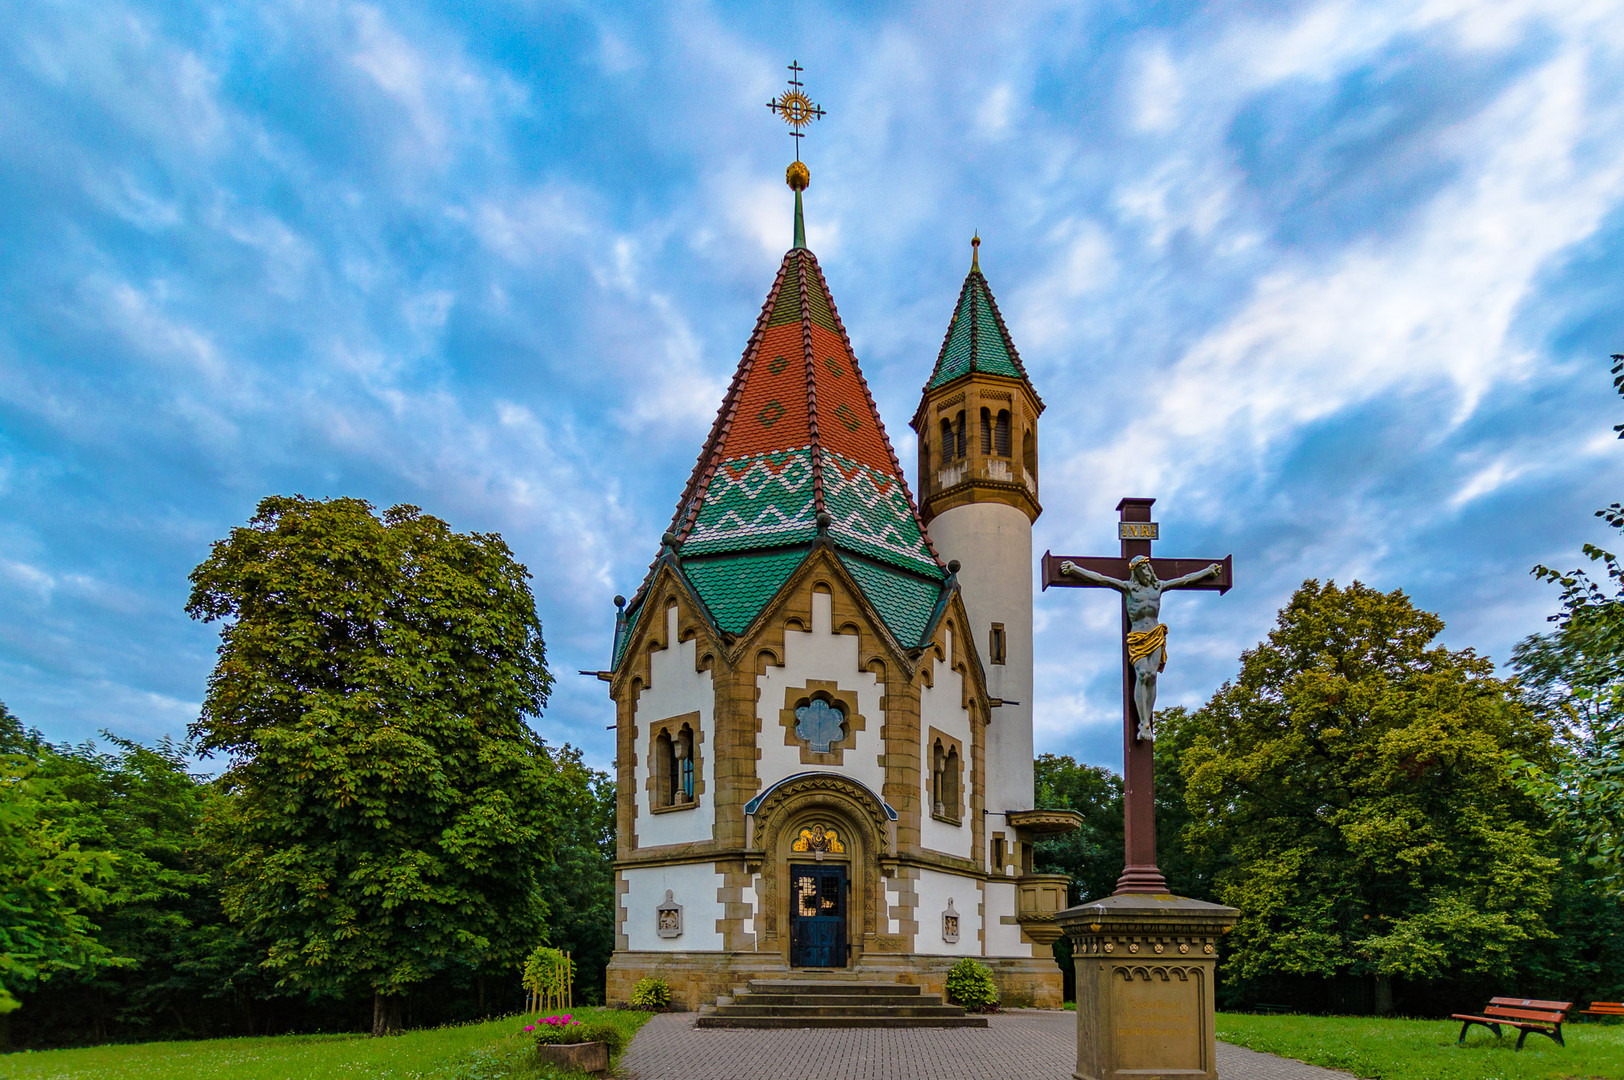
789, 864, 847, 968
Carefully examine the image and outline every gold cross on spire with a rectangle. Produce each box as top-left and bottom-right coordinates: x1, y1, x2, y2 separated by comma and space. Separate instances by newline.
767, 60, 826, 162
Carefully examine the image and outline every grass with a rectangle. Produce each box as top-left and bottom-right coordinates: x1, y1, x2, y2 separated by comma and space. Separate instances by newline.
0, 1008, 655, 1080
1215, 1011, 1624, 1080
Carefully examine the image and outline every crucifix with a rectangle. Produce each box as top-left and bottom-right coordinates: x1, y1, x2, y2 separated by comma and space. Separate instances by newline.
1042, 497, 1232, 895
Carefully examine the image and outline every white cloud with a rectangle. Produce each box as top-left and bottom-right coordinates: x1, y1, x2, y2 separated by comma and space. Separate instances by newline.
1130, 45, 1182, 133
1077, 49, 1624, 504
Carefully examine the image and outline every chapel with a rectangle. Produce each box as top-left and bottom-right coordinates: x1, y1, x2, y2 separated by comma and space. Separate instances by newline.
602, 153, 1079, 1009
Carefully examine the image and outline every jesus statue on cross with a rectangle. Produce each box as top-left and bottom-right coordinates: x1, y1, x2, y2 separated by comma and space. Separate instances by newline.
1059, 555, 1222, 741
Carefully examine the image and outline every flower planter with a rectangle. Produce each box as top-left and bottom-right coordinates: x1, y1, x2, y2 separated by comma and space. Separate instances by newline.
535, 1040, 609, 1075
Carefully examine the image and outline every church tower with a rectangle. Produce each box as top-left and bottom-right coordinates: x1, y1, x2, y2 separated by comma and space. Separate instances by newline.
910, 237, 1043, 828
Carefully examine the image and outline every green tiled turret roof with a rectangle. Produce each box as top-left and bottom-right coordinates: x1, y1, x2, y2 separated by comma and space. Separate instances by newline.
613, 224, 950, 667
923, 238, 1041, 401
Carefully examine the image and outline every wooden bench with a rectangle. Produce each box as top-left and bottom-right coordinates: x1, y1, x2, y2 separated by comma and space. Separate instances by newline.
1582, 1001, 1624, 1018
1451, 998, 1570, 1050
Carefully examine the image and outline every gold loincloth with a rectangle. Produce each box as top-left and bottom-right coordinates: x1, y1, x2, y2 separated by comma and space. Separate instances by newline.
1126, 623, 1168, 672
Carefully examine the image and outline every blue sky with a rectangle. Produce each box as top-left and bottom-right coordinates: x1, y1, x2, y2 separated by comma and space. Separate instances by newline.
3, 0, 1622, 772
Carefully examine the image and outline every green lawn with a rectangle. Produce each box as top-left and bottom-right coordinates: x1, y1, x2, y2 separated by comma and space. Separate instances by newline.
0, 1009, 654, 1080
1216, 1011, 1624, 1080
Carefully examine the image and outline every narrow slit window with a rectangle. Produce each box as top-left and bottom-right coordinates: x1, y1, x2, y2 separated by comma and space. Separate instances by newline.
992, 835, 1006, 875
939, 419, 954, 466
990, 623, 1006, 665
980, 408, 992, 455
995, 410, 1011, 457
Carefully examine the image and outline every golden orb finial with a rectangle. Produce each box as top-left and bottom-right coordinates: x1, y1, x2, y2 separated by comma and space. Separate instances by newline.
786, 161, 811, 191
971, 232, 981, 271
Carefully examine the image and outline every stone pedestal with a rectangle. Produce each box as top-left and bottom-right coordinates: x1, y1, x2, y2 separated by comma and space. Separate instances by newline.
1056, 893, 1239, 1080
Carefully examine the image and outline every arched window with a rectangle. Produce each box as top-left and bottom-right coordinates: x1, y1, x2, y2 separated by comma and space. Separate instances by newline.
944, 746, 961, 820
954, 411, 967, 459
676, 724, 694, 804
939, 419, 954, 466
995, 410, 1011, 457
1022, 428, 1036, 482
980, 408, 992, 455
654, 730, 674, 809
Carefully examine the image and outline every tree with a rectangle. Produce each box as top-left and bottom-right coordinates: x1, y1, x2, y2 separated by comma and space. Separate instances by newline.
0, 704, 120, 1034
534, 751, 615, 1005
1511, 354, 1624, 897
1033, 753, 1123, 906
186, 496, 558, 1035
1181, 580, 1557, 1014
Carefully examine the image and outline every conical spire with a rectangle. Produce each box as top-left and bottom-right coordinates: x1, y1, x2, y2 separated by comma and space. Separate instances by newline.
923, 237, 1042, 401
613, 243, 946, 657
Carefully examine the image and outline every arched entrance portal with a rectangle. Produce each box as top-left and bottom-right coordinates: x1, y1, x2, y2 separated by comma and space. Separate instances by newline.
788, 824, 848, 967
747, 772, 897, 970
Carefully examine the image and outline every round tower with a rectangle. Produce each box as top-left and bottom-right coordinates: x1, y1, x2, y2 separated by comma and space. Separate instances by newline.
911, 237, 1043, 825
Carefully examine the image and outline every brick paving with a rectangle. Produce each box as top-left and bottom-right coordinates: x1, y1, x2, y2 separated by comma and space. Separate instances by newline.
620, 1010, 1359, 1080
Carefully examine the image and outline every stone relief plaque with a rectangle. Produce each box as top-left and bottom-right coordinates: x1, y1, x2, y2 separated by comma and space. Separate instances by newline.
655, 889, 683, 939
942, 897, 960, 944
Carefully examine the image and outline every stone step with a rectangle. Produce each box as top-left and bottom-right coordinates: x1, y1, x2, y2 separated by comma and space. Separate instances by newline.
701, 977, 984, 1029
745, 980, 923, 996
708, 1004, 970, 1019
696, 1014, 988, 1029
732, 992, 947, 1008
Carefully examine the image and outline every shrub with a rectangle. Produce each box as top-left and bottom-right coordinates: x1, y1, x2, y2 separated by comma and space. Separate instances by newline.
630, 977, 671, 1010
944, 958, 999, 1011
577, 1020, 628, 1056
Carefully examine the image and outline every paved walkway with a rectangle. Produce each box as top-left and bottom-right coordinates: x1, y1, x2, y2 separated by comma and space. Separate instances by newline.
620, 1011, 1359, 1080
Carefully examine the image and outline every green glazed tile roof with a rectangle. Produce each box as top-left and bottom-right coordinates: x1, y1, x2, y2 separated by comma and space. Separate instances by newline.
925, 262, 1036, 393
683, 549, 807, 634
837, 554, 944, 648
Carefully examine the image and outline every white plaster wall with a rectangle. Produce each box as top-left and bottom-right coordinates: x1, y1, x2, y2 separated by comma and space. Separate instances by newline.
927, 502, 1035, 816
633, 606, 716, 848
622, 862, 726, 952
913, 867, 982, 957
920, 627, 974, 859
755, 590, 886, 796
741, 875, 759, 947
982, 878, 1031, 958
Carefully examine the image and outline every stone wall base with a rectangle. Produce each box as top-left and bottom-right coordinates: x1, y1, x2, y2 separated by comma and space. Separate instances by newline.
606, 951, 1063, 1011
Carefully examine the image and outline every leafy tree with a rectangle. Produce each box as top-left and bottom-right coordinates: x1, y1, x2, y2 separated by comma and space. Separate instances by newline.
0, 704, 120, 1033
186, 496, 558, 1035
534, 752, 615, 1004
1033, 753, 1123, 905
1181, 581, 1556, 1013
23, 734, 268, 1044
1510, 358, 1624, 896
